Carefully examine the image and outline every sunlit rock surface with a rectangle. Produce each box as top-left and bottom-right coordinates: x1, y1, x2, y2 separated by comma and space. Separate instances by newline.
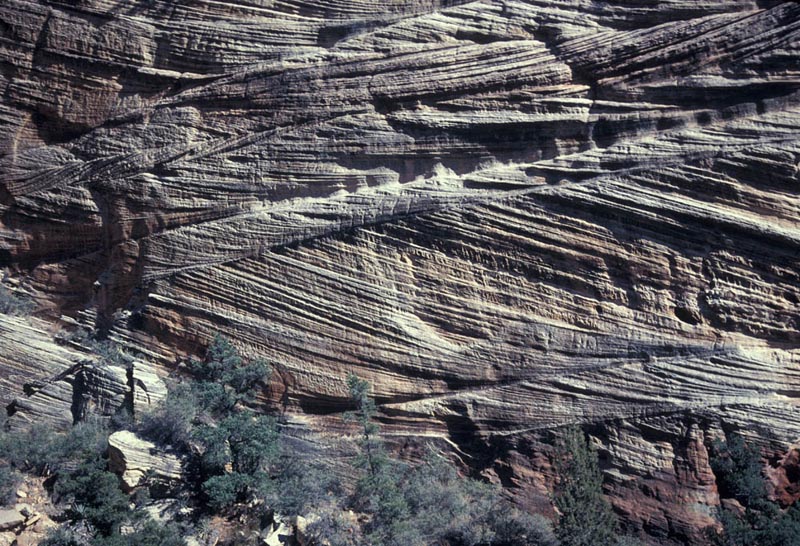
108, 430, 184, 492
0, 313, 166, 431
1, 1, 799, 543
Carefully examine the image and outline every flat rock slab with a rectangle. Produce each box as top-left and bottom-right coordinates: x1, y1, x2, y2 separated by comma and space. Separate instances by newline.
0, 509, 24, 531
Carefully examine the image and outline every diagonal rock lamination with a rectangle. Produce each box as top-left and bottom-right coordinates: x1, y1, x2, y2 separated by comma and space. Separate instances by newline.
1, 1, 799, 544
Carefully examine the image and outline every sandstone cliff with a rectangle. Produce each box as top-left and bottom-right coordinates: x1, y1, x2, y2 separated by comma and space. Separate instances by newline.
1, 1, 799, 544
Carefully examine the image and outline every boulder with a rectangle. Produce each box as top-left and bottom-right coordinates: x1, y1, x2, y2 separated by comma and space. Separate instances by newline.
107, 430, 184, 491
0, 509, 24, 531
263, 519, 294, 546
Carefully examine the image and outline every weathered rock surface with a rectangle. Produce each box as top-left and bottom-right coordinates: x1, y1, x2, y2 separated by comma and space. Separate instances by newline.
0, 509, 23, 532
264, 518, 295, 546
107, 430, 184, 491
0, 314, 166, 430
0, 315, 78, 428
1, 1, 799, 544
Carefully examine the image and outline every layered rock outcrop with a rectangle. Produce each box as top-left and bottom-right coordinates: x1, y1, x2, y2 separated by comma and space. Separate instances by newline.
1, 1, 799, 543
107, 430, 184, 491
0, 315, 165, 430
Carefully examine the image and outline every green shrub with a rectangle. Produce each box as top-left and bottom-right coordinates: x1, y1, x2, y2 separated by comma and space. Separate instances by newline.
94, 519, 187, 546
42, 518, 188, 546
196, 411, 280, 510
140, 335, 271, 448
345, 374, 390, 479
52, 419, 111, 467
54, 458, 131, 536
1, 419, 132, 540
39, 527, 84, 546
302, 502, 364, 546
0, 285, 34, 316
0, 424, 59, 475
709, 433, 800, 546
344, 375, 413, 545
223, 412, 279, 475
710, 433, 769, 510
344, 376, 556, 546
137, 335, 277, 517
0, 465, 20, 507
358, 461, 414, 546
0, 419, 128, 538
403, 453, 556, 546
267, 452, 343, 517
613, 537, 647, 546
138, 382, 199, 447
488, 510, 557, 546
188, 334, 270, 415
0, 419, 108, 477
202, 472, 254, 511
91, 340, 133, 369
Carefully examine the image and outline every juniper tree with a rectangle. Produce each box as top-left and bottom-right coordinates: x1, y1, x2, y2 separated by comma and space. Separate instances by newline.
553, 425, 617, 546
345, 374, 411, 545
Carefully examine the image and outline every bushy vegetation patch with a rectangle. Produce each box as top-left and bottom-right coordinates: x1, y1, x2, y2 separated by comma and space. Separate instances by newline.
0, 284, 34, 316
0, 418, 188, 546
709, 433, 800, 546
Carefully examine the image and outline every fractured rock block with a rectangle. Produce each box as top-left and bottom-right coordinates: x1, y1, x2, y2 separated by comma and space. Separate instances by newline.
107, 430, 184, 492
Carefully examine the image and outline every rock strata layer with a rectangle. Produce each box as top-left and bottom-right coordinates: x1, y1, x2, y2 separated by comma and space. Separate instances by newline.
1, 1, 799, 544
107, 430, 184, 492
0, 314, 165, 430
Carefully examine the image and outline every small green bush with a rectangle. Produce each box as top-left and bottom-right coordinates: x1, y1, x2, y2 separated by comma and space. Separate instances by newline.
196, 411, 280, 510
710, 433, 768, 509
344, 375, 556, 546
613, 537, 647, 546
0, 465, 20, 507
94, 519, 187, 546
0, 418, 108, 477
54, 458, 131, 536
42, 518, 187, 546
137, 336, 276, 515
138, 382, 199, 447
267, 452, 343, 517
709, 433, 800, 546
188, 334, 270, 415
302, 502, 364, 546
403, 453, 556, 546
0, 419, 132, 539
91, 340, 134, 369
202, 472, 254, 511
39, 527, 83, 546
140, 335, 272, 449
0, 285, 34, 316
0, 424, 59, 475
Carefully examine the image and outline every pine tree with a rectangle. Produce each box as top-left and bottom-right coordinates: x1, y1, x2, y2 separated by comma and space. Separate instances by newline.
346, 374, 386, 477
345, 375, 411, 545
553, 425, 617, 546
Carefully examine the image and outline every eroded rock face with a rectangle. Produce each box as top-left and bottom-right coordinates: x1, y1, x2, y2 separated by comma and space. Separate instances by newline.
0, 315, 79, 429
107, 430, 184, 492
0, 314, 166, 430
1, 1, 799, 543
